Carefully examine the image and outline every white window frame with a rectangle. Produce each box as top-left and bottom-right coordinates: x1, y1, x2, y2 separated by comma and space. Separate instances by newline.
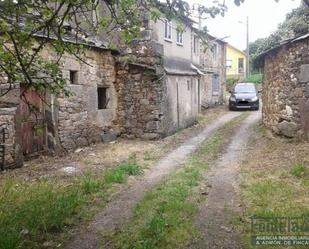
226, 59, 232, 68
164, 20, 172, 42
176, 30, 183, 45
212, 43, 218, 60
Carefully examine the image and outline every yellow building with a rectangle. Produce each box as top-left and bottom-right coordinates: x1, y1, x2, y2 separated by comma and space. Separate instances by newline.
226, 44, 246, 79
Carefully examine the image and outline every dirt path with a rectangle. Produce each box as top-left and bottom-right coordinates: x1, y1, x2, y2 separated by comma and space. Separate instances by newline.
64, 112, 241, 249
192, 111, 261, 249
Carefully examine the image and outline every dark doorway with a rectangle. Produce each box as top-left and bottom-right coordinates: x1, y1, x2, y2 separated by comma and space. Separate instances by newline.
97, 87, 109, 109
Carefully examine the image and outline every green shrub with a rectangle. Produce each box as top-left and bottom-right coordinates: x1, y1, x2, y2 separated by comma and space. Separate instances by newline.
290, 164, 308, 178
242, 73, 263, 84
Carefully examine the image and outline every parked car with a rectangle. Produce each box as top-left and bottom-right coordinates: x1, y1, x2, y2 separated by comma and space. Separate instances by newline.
229, 83, 259, 111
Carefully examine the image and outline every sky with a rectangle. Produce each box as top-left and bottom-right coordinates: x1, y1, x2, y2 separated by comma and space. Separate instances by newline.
189, 0, 302, 50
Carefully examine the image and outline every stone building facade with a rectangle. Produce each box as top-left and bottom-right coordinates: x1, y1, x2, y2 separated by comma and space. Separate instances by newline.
0, 85, 23, 168
150, 18, 201, 135
0, 12, 227, 168
41, 44, 118, 153
0, 42, 119, 168
199, 35, 227, 108
260, 33, 309, 139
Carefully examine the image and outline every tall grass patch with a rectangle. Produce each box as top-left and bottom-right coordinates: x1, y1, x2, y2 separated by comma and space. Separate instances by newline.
0, 156, 142, 249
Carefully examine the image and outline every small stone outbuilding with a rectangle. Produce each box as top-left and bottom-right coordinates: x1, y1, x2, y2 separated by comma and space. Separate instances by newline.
259, 33, 309, 139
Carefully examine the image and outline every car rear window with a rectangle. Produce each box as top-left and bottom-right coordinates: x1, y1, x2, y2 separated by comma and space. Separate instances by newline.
234, 84, 256, 93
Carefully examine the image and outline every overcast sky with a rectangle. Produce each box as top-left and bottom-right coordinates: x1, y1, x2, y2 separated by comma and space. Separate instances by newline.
189, 0, 301, 50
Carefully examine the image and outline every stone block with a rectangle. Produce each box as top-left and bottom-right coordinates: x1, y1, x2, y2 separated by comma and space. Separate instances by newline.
146, 121, 160, 130
278, 120, 298, 138
299, 64, 309, 83
152, 42, 164, 57
140, 30, 152, 41
305, 84, 309, 98
141, 133, 159, 140
101, 131, 117, 143
140, 99, 149, 105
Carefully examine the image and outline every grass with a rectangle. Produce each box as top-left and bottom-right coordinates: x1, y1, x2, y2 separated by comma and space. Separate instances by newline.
0, 156, 142, 249
242, 73, 263, 84
236, 125, 309, 249
108, 113, 249, 249
0, 111, 249, 249
290, 164, 308, 178
143, 151, 157, 161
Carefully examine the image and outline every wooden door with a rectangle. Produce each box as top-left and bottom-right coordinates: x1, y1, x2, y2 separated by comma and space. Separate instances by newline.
16, 87, 46, 156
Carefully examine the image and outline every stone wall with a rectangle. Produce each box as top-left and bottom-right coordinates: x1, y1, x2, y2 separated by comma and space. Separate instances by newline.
0, 84, 22, 168
0, 107, 23, 168
114, 37, 166, 139
115, 63, 164, 139
262, 38, 309, 139
200, 41, 226, 108
41, 45, 118, 152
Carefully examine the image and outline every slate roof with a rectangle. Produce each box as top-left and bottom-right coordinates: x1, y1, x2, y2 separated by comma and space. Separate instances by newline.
164, 57, 199, 76
256, 33, 309, 61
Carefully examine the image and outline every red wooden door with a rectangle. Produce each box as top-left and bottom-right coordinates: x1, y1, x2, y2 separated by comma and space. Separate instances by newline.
16, 87, 46, 155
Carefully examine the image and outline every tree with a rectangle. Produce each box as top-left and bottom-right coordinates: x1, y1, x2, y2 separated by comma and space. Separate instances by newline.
250, 3, 309, 70
0, 0, 247, 101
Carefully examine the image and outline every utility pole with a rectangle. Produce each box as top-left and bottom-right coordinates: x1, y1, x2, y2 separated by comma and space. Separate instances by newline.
192, 3, 202, 30
246, 16, 250, 78
198, 6, 202, 30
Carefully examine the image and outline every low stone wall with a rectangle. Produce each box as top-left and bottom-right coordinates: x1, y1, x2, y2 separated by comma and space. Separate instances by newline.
262, 39, 309, 139
0, 107, 23, 168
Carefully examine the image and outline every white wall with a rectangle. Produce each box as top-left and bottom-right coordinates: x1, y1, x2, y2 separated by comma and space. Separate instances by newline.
151, 19, 198, 63
162, 75, 199, 135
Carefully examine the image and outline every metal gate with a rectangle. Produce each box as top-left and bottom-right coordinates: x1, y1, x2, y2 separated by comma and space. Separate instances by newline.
16, 87, 46, 156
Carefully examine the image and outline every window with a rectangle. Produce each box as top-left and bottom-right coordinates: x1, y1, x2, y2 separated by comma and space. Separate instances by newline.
97, 87, 109, 110
226, 60, 232, 68
164, 21, 172, 41
193, 35, 199, 55
69, 70, 78, 84
211, 44, 217, 60
176, 30, 183, 45
212, 74, 220, 95
238, 58, 244, 73
187, 80, 190, 91
234, 84, 256, 93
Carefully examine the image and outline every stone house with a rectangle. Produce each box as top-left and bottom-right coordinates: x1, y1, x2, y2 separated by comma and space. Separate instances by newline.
0, 12, 227, 168
150, 18, 200, 135
0, 37, 120, 168
259, 33, 309, 139
199, 34, 227, 108
137, 17, 227, 135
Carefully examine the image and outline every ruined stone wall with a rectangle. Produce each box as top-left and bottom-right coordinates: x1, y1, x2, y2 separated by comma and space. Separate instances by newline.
0, 107, 23, 167
115, 63, 164, 139
114, 38, 165, 140
262, 39, 309, 139
0, 83, 23, 167
41, 45, 118, 152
